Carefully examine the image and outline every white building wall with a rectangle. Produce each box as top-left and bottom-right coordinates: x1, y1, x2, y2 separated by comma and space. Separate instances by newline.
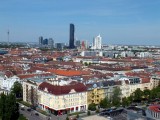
92, 34, 102, 50
1, 75, 20, 91
23, 81, 38, 103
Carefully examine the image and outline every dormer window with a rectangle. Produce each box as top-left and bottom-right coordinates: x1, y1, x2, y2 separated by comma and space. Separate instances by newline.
44, 87, 48, 92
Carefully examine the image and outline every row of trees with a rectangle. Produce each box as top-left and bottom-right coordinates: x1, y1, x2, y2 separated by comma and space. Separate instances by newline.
120, 87, 160, 107
129, 86, 160, 103
89, 85, 160, 110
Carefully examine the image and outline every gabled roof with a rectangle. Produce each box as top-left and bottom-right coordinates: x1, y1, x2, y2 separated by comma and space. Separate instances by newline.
38, 82, 87, 95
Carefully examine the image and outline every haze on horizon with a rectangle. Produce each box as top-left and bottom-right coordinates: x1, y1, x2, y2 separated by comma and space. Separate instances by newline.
0, 0, 160, 45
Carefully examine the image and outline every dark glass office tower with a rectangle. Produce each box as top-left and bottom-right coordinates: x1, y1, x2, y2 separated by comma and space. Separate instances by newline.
69, 23, 75, 49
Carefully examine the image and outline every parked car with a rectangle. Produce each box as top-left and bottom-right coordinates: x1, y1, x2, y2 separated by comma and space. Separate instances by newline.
21, 108, 25, 111
27, 108, 31, 112
35, 113, 39, 116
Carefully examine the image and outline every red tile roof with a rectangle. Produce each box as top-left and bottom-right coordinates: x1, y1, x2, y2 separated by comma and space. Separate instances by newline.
125, 72, 151, 83
141, 77, 150, 83
149, 105, 160, 113
5, 71, 14, 78
155, 72, 160, 75
47, 69, 89, 76
38, 82, 87, 95
18, 74, 36, 79
18, 73, 52, 79
125, 72, 151, 77
0, 65, 4, 71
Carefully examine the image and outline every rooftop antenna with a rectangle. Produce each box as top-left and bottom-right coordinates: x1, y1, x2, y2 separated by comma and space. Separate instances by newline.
7, 30, 9, 45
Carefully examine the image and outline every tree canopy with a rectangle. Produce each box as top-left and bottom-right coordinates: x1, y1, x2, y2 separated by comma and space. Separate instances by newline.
122, 97, 130, 107
0, 93, 19, 120
133, 88, 143, 102
88, 103, 96, 111
11, 81, 23, 98
99, 97, 110, 108
112, 87, 121, 107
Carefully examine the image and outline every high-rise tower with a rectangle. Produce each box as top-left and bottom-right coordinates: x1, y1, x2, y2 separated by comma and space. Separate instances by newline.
39, 36, 43, 47
92, 34, 102, 49
7, 30, 10, 45
69, 23, 75, 49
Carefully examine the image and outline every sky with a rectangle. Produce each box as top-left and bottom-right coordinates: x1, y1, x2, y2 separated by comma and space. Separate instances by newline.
0, 0, 160, 45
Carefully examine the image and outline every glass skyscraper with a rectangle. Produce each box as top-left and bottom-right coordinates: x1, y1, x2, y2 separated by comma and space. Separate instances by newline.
69, 23, 75, 49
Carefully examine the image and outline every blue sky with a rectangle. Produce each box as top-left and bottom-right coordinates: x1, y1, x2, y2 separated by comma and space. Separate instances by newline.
0, 0, 160, 45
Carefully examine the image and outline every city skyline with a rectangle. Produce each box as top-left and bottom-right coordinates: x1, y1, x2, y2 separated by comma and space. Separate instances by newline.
0, 0, 160, 45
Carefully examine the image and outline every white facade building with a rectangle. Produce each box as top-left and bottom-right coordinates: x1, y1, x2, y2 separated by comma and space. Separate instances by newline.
0, 75, 20, 94
137, 52, 152, 58
38, 81, 88, 115
146, 105, 160, 120
92, 34, 102, 50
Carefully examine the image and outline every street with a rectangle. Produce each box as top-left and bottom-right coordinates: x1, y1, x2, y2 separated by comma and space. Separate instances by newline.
20, 109, 47, 120
19, 105, 67, 120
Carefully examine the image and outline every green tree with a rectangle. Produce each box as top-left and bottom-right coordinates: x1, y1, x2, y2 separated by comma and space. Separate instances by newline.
122, 97, 129, 107
0, 93, 6, 119
155, 87, 160, 98
150, 88, 157, 99
0, 93, 19, 120
88, 103, 96, 111
100, 97, 110, 108
143, 89, 151, 100
4, 93, 19, 120
133, 88, 143, 102
11, 81, 23, 98
84, 62, 88, 66
112, 87, 121, 107
128, 95, 133, 104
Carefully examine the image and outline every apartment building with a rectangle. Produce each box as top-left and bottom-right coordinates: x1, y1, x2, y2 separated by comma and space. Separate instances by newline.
38, 81, 87, 115
87, 87, 105, 105
150, 75, 160, 89
87, 80, 116, 105
0, 71, 20, 94
23, 78, 44, 105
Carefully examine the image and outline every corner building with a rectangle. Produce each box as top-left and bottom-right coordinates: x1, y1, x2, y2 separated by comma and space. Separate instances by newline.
38, 81, 87, 115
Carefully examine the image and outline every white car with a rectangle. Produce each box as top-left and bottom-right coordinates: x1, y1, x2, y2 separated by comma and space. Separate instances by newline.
21, 105, 24, 108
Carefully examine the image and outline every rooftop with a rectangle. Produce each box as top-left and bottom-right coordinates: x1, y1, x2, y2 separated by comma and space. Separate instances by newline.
38, 82, 87, 95
149, 105, 160, 113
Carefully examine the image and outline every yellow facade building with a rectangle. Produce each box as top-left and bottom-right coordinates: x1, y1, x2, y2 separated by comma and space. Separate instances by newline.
87, 88, 105, 105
